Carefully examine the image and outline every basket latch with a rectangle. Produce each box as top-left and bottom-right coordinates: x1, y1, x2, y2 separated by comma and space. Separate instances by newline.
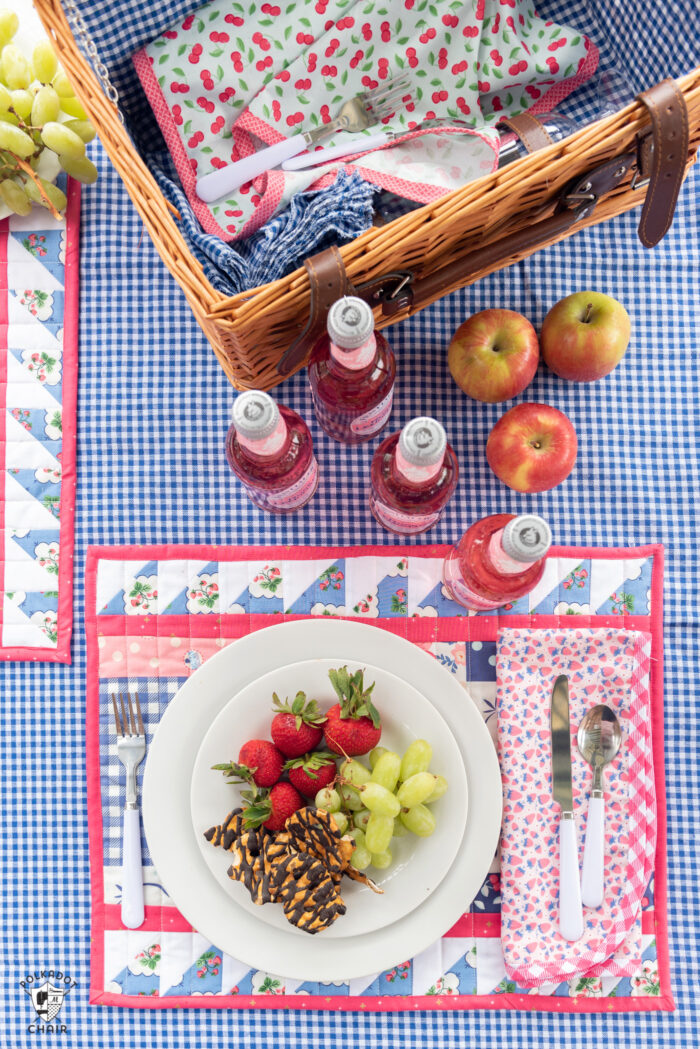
633, 79, 690, 248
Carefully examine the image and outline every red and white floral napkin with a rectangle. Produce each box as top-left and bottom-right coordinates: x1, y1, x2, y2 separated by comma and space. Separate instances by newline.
133, 0, 598, 241
496, 627, 656, 988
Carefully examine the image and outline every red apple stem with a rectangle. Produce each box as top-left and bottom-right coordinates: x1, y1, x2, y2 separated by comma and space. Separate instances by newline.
582, 302, 593, 323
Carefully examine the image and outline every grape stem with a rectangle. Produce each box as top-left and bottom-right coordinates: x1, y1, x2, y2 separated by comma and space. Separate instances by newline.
11, 154, 62, 220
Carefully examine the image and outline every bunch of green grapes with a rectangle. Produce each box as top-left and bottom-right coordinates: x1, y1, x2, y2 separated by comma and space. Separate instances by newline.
315, 739, 448, 873
0, 9, 98, 218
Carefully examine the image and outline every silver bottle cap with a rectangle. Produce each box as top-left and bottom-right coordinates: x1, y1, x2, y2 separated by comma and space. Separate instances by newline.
501, 515, 552, 563
231, 390, 279, 440
327, 296, 375, 350
398, 417, 447, 466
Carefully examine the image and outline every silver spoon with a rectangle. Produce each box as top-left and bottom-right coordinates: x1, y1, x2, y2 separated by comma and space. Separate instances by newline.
576, 705, 623, 908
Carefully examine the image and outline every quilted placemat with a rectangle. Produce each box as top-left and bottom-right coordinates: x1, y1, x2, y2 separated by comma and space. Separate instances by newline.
85, 542, 671, 1012
0, 181, 79, 662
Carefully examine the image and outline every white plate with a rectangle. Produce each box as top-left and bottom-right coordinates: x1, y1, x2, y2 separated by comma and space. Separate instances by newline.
143, 618, 502, 982
191, 658, 468, 938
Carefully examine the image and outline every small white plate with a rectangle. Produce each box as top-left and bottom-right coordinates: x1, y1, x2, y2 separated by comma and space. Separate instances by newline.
191, 658, 468, 938
143, 618, 502, 981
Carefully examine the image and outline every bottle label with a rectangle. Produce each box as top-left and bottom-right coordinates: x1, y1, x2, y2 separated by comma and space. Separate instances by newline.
237, 415, 287, 456
350, 386, 394, 436
330, 333, 376, 370
372, 497, 440, 535
248, 457, 318, 511
395, 444, 443, 484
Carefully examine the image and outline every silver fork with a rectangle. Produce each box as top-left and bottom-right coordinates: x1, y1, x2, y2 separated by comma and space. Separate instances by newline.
112, 691, 146, 929
195, 75, 411, 202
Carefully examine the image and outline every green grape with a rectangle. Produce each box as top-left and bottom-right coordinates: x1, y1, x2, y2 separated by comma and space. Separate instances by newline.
399, 804, 436, 837
359, 782, 400, 818
0, 178, 32, 215
353, 808, 371, 831
391, 816, 408, 837
396, 772, 439, 808
338, 783, 363, 812
348, 827, 365, 847
32, 40, 58, 83
52, 71, 74, 98
350, 844, 372, 871
0, 83, 11, 111
399, 739, 433, 782
365, 813, 394, 853
368, 746, 388, 770
0, 110, 18, 125
315, 786, 341, 813
340, 758, 371, 787
65, 118, 96, 143
40, 120, 85, 158
1, 44, 31, 89
370, 849, 392, 870
10, 88, 32, 119
58, 96, 88, 120
57, 153, 98, 185
333, 811, 349, 835
23, 176, 67, 212
369, 750, 401, 792
425, 774, 448, 803
0, 120, 35, 157
0, 11, 19, 47
31, 85, 60, 126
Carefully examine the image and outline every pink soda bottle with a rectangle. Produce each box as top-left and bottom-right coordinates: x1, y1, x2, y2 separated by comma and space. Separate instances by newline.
369, 417, 458, 535
442, 513, 552, 610
308, 295, 395, 444
225, 390, 318, 513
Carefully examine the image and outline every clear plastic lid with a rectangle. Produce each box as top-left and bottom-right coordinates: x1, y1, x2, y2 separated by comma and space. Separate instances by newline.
501, 514, 552, 563
398, 417, 447, 466
231, 390, 279, 440
327, 296, 375, 350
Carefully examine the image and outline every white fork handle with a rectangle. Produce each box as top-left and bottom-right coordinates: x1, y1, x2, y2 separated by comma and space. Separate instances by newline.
121, 807, 145, 929
282, 131, 391, 170
581, 794, 605, 908
559, 815, 583, 941
195, 135, 307, 201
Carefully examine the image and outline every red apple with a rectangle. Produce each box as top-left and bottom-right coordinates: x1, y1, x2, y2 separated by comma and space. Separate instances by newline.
486, 402, 577, 492
540, 291, 631, 381
448, 308, 539, 403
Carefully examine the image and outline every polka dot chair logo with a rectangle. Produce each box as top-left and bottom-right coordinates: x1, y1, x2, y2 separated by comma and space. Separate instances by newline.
21, 971, 76, 1034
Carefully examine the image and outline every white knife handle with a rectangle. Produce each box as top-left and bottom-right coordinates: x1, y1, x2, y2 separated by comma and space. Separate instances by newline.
581, 793, 605, 908
559, 814, 583, 941
196, 135, 306, 202
282, 131, 391, 171
121, 807, 145, 929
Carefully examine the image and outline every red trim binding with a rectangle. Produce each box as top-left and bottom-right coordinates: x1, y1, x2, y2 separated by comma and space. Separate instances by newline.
0, 180, 79, 663
85, 543, 672, 1012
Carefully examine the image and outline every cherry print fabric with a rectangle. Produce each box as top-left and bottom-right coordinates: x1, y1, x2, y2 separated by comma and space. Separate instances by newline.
133, 0, 598, 242
496, 627, 656, 988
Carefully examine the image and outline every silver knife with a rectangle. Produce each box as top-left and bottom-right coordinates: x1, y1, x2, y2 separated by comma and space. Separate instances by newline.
550, 674, 583, 941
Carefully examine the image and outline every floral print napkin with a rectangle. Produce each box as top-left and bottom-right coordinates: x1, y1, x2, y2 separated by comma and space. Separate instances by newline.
133, 0, 597, 241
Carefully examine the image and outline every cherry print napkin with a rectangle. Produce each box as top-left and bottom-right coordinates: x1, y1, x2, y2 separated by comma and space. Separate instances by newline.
133, 0, 598, 241
496, 627, 656, 988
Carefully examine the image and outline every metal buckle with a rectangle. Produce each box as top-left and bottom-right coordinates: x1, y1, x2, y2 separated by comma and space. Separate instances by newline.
631, 170, 651, 190
386, 272, 413, 301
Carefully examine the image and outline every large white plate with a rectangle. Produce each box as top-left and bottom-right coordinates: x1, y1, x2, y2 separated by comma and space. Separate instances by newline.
143, 618, 502, 981
191, 658, 468, 938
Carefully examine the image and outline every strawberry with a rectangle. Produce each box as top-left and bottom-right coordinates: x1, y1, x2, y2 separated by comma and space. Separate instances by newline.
241, 782, 304, 832
284, 751, 337, 797
270, 690, 326, 757
212, 739, 284, 788
323, 666, 381, 756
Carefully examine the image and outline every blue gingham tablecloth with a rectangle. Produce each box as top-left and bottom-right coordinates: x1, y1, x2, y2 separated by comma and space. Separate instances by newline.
2, 72, 700, 1049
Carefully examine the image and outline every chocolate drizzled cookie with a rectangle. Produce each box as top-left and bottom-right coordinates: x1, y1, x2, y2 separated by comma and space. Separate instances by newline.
227, 826, 272, 905
203, 807, 246, 851
285, 807, 352, 875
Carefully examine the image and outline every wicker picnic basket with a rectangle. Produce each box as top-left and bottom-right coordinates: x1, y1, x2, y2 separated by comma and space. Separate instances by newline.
35, 0, 700, 391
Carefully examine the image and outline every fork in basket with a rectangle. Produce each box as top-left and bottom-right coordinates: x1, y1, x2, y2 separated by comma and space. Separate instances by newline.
112, 691, 146, 929
195, 74, 411, 202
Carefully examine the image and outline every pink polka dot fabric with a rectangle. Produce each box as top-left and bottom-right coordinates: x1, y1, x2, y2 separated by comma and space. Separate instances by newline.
497, 627, 655, 988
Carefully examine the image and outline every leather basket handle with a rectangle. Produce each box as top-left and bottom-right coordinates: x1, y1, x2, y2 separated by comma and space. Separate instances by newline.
635, 79, 689, 248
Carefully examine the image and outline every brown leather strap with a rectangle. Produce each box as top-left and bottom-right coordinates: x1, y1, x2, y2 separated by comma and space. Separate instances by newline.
636, 79, 689, 248
499, 112, 554, 154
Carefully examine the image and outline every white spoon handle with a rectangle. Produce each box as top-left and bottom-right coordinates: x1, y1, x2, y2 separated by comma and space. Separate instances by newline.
121, 807, 145, 929
559, 815, 583, 941
196, 135, 306, 201
581, 793, 605, 908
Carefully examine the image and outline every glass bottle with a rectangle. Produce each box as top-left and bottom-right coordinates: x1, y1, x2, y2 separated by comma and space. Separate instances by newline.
369, 417, 458, 535
225, 390, 318, 513
308, 295, 395, 444
442, 513, 552, 611
497, 111, 578, 166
